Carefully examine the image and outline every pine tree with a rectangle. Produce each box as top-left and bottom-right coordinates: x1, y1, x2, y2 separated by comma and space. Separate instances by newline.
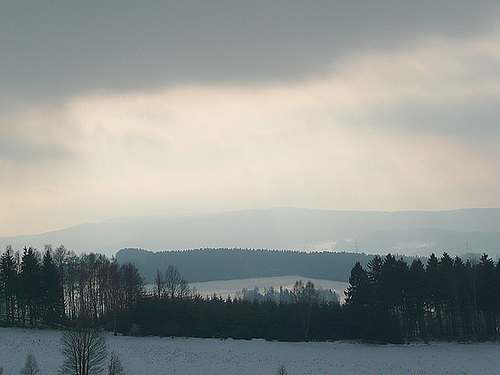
476, 254, 497, 338
407, 259, 426, 339
0, 246, 18, 323
426, 253, 442, 337
20, 247, 41, 326
346, 262, 370, 308
40, 247, 64, 323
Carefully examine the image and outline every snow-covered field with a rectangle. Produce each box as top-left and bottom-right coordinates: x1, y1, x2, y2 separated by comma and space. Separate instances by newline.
1, 327, 500, 374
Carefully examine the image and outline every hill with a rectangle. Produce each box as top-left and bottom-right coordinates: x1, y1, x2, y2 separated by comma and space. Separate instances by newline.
116, 247, 408, 283
2, 208, 500, 257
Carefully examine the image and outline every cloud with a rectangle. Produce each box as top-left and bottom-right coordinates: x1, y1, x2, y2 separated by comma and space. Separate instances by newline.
1, 31, 500, 236
2, 2, 499, 101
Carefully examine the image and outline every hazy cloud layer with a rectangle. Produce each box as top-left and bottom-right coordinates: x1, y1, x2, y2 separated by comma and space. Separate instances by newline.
2, 1, 499, 100
1, 2, 499, 236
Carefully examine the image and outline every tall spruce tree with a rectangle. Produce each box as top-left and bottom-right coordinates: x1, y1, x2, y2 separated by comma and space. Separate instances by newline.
20, 247, 41, 326
40, 247, 64, 322
0, 246, 18, 323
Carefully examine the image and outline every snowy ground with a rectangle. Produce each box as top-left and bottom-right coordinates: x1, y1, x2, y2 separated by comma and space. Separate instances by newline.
1, 328, 500, 374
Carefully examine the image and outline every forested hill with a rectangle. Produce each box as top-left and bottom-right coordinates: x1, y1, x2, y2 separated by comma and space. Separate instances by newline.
116, 248, 410, 283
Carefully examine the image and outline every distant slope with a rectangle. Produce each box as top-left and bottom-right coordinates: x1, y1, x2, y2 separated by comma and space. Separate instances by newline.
2, 208, 500, 257
116, 247, 409, 283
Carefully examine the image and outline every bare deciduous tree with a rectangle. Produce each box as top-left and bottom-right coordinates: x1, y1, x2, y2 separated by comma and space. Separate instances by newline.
60, 330, 107, 375
107, 352, 125, 375
276, 364, 289, 375
154, 270, 166, 299
164, 265, 190, 299
20, 353, 40, 375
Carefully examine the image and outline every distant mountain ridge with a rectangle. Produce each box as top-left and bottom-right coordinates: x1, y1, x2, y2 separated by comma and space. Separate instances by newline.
1, 207, 500, 257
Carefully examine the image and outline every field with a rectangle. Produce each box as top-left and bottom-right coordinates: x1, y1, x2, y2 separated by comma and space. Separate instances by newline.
1, 327, 500, 374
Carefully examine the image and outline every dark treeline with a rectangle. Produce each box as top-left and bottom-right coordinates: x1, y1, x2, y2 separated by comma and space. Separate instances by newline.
0, 245, 348, 341
0, 245, 143, 330
134, 279, 346, 341
133, 296, 347, 341
4, 244, 500, 344
346, 252, 500, 343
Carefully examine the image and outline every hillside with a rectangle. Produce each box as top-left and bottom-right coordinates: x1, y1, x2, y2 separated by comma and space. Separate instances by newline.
2, 208, 500, 257
116, 247, 406, 283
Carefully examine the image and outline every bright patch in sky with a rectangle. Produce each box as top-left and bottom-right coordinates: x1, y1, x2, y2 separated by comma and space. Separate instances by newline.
1, 2, 499, 236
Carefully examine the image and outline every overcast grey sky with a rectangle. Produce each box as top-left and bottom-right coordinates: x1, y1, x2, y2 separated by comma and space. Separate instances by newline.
1, 1, 500, 236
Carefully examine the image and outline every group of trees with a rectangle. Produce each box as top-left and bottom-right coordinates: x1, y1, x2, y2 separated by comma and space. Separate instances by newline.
0, 246, 143, 330
154, 265, 190, 299
6, 243, 500, 345
0, 246, 63, 326
346, 253, 500, 342
133, 278, 347, 341
236, 282, 338, 304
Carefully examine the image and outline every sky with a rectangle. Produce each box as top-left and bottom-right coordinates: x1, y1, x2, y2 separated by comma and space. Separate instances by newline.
1, 1, 500, 237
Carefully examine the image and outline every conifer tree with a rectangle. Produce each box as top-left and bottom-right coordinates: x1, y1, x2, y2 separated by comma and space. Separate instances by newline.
20, 247, 41, 326
40, 247, 64, 322
407, 259, 426, 338
346, 262, 370, 308
0, 246, 18, 323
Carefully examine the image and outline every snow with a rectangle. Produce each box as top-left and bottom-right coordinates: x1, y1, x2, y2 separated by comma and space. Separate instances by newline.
1, 327, 500, 374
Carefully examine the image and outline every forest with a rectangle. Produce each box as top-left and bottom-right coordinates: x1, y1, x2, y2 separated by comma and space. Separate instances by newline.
1, 245, 500, 344
0, 245, 143, 330
346, 252, 500, 342
116, 247, 383, 283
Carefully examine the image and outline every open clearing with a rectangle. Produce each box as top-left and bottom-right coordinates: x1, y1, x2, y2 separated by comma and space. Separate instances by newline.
1, 327, 500, 374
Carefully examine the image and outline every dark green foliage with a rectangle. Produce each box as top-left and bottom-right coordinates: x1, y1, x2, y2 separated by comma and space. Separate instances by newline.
131, 295, 344, 341
41, 247, 65, 323
0, 246, 18, 324
20, 247, 42, 326
346, 252, 500, 342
